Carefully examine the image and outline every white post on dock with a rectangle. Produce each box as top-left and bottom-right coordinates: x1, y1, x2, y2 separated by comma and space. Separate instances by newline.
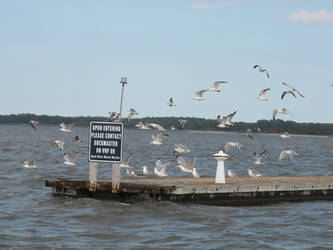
89, 162, 98, 191
213, 150, 230, 184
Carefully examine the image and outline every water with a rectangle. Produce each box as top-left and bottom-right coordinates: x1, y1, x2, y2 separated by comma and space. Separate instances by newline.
1, 124, 333, 249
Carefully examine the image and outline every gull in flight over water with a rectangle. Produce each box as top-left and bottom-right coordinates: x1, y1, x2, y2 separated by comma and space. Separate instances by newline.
227, 169, 237, 177
247, 168, 262, 177
120, 153, 134, 168
280, 132, 290, 139
106, 112, 120, 122
223, 141, 242, 152
142, 166, 154, 176
167, 97, 176, 107
154, 157, 170, 177
151, 134, 168, 146
257, 88, 270, 101
147, 123, 166, 131
175, 154, 196, 174
253, 151, 266, 165
127, 108, 139, 121
135, 122, 151, 130
193, 89, 209, 101
253, 65, 270, 79
217, 111, 237, 128
23, 160, 37, 169
273, 108, 290, 120
173, 144, 190, 155
178, 119, 187, 130
208, 81, 228, 92
64, 152, 79, 166
281, 82, 305, 97
281, 90, 296, 100
54, 140, 65, 151
279, 150, 299, 161
59, 122, 74, 133
30, 120, 39, 131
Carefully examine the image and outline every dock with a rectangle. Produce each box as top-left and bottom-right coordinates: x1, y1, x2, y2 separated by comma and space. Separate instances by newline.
45, 175, 333, 205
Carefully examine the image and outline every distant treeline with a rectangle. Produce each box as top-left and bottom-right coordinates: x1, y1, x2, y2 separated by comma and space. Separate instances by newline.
1, 113, 333, 135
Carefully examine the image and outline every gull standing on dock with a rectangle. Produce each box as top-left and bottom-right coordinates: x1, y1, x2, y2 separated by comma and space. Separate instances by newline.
142, 166, 154, 176
247, 168, 262, 177
59, 122, 74, 133
227, 169, 237, 177
253, 151, 266, 165
64, 152, 79, 166
208, 81, 228, 92
279, 150, 299, 161
126, 168, 138, 177
127, 108, 138, 121
253, 65, 270, 79
175, 154, 196, 174
192, 89, 208, 101
151, 134, 168, 146
191, 168, 200, 178
30, 120, 39, 131
54, 140, 65, 151
154, 157, 170, 177
257, 88, 270, 101
167, 97, 176, 107
23, 160, 37, 169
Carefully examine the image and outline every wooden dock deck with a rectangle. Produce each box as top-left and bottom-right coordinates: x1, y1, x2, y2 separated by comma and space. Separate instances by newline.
45, 175, 333, 205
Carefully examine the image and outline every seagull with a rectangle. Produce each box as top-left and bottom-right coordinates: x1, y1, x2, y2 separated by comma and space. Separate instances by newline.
225, 111, 237, 127
281, 82, 305, 97
257, 88, 270, 101
208, 81, 228, 92
217, 116, 227, 128
142, 166, 154, 176
147, 123, 166, 131
173, 144, 190, 155
54, 140, 65, 151
30, 120, 39, 131
127, 108, 139, 121
178, 119, 187, 129
227, 169, 237, 177
191, 168, 200, 178
192, 89, 209, 101
64, 152, 79, 166
154, 157, 169, 177
223, 141, 242, 152
126, 168, 138, 177
135, 122, 151, 130
23, 160, 37, 169
59, 122, 74, 133
278, 150, 299, 161
253, 65, 270, 79
247, 168, 262, 177
73, 135, 80, 143
280, 132, 290, 139
120, 153, 134, 168
106, 112, 120, 122
281, 90, 296, 100
253, 151, 266, 165
151, 134, 168, 146
273, 108, 290, 120
167, 97, 176, 107
170, 125, 176, 131
175, 155, 196, 174
243, 133, 254, 139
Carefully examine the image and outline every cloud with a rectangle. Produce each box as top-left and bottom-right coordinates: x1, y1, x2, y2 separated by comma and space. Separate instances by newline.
288, 9, 333, 24
189, 2, 232, 10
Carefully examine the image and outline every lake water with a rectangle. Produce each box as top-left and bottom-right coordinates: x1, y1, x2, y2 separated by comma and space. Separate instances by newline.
1, 124, 333, 249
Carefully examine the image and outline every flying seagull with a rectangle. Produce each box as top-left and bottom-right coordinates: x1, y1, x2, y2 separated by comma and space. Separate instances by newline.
23, 160, 37, 169
193, 89, 209, 101
167, 97, 176, 107
59, 122, 74, 133
173, 144, 190, 155
281, 90, 296, 100
281, 82, 305, 97
273, 108, 290, 120
135, 122, 151, 130
278, 150, 299, 161
208, 81, 228, 92
30, 120, 39, 131
253, 65, 270, 79
247, 168, 262, 177
127, 108, 139, 121
151, 134, 168, 146
175, 155, 196, 174
225, 111, 237, 127
280, 132, 290, 139
178, 119, 187, 130
64, 152, 79, 166
147, 123, 166, 131
223, 141, 242, 152
106, 112, 120, 122
54, 140, 65, 151
257, 88, 270, 101
154, 157, 170, 177
253, 151, 266, 165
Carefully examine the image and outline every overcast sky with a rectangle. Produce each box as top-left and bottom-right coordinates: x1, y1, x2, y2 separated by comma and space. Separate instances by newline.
1, 0, 332, 122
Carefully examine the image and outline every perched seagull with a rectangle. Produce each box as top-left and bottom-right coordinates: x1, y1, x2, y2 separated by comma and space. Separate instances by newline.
126, 168, 138, 177
257, 88, 270, 101
175, 154, 196, 174
223, 141, 242, 152
192, 89, 209, 101
208, 81, 228, 92
173, 144, 190, 155
54, 140, 65, 151
23, 160, 37, 169
253, 65, 270, 79
281, 82, 305, 97
253, 151, 266, 165
247, 168, 262, 177
142, 166, 154, 176
73, 135, 80, 143
30, 120, 39, 131
178, 119, 187, 130
151, 134, 168, 146
191, 168, 200, 178
106, 112, 120, 122
154, 157, 169, 177
273, 108, 290, 120
227, 169, 237, 177
120, 153, 134, 168
127, 108, 139, 121
135, 122, 151, 130
167, 97, 176, 107
281, 90, 296, 100
64, 152, 79, 166
279, 150, 299, 161
280, 132, 290, 139
59, 122, 74, 133
147, 123, 166, 131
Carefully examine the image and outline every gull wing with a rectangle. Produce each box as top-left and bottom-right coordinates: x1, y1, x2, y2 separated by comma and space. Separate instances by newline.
213, 81, 227, 88
195, 89, 208, 97
279, 150, 288, 160
259, 88, 270, 98
176, 155, 187, 167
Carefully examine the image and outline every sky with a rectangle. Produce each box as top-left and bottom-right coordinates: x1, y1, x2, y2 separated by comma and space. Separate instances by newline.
0, 0, 333, 123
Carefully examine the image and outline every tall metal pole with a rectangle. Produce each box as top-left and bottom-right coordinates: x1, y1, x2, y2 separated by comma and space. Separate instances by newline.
119, 77, 127, 119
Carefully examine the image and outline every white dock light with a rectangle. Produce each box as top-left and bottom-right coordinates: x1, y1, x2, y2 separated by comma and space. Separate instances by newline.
119, 76, 128, 119
213, 150, 230, 184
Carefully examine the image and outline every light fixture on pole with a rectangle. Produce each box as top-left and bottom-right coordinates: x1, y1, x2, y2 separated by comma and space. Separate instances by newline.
119, 77, 128, 120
